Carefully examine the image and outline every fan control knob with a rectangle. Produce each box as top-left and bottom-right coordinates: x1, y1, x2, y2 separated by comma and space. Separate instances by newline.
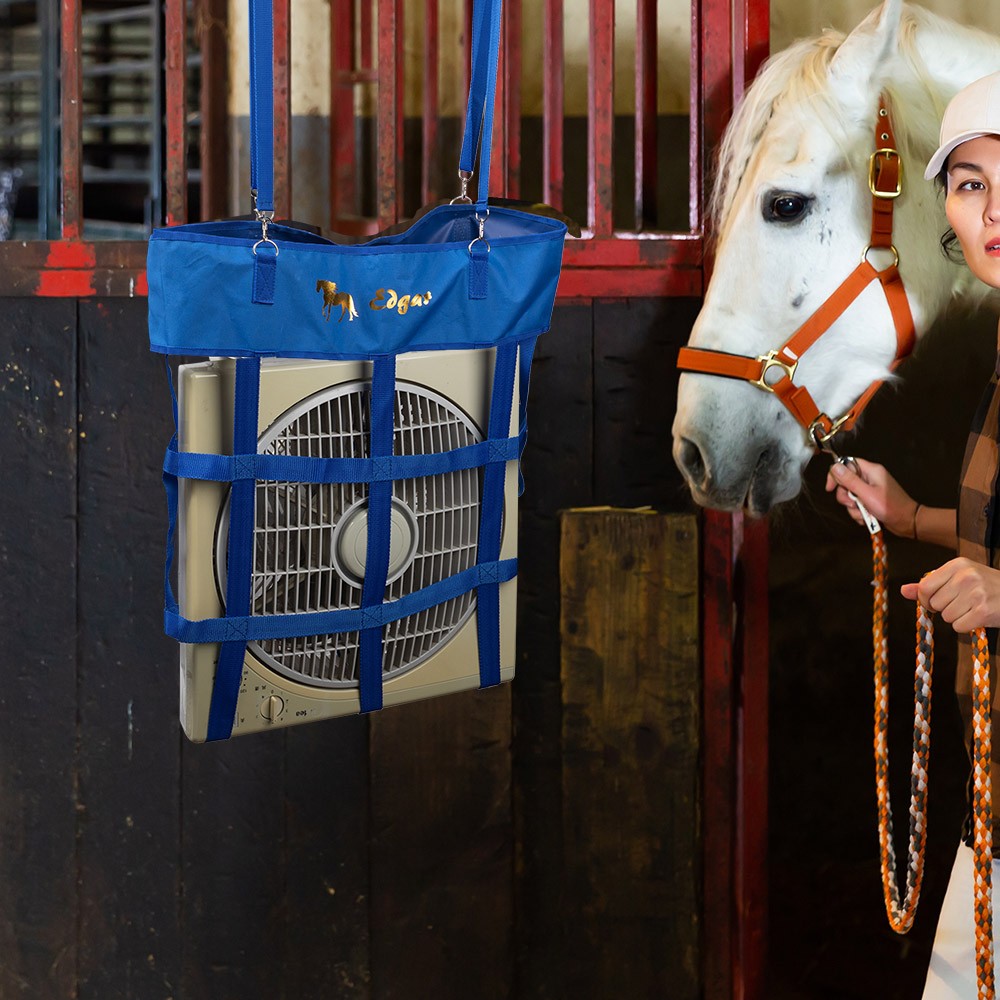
260, 694, 284, 722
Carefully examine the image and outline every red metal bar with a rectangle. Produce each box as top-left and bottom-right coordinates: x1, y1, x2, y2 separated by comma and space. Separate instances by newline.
331, 0, 357, 225
60, 0, 82, 239
376, 0, 403, 227
0, 242, 147, 297
198, 0, 230, 221
272, 0, 292, 219
542, 0, 564, 210
635, 0, 657, 230
503, 0, 521, 199
165, 0, 188, 226
734, 0, 770, 107
422, 0, 440, 205
587, 0, 614, 236
696, 0, 735, 240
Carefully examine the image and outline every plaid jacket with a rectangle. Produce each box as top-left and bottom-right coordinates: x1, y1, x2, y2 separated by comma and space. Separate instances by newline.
956, 353, 1000, 841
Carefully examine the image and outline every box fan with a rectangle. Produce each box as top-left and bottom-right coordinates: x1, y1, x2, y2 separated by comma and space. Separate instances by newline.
176, 350, 518, 741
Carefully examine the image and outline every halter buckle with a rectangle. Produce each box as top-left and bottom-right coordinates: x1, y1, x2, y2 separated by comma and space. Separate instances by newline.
868, 148, 902, 199
809, 410, 853, 451
750, 350, 797, 392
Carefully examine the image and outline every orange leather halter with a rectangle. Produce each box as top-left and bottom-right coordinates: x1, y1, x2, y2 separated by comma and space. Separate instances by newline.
677, 100, 917, 450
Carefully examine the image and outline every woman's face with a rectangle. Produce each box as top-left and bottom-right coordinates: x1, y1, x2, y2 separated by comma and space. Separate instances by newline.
945, 134, 1000, 289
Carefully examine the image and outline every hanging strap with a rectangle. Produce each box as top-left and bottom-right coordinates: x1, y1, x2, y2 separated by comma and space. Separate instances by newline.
206, 356, 262, 741
248, 0, 504, 214
458, 0, 504, 208
248, 0, 274, 213
476, 340, 517, 687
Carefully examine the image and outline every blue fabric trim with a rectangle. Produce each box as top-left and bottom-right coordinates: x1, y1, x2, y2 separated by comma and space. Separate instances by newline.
206, 357, 261, 741
163, 434, 521, 484
146, 208, 565, 250
476, 341, 517, 688
358, 356, 396, 713
252, 246, 277, 304
165, 558, 518, 643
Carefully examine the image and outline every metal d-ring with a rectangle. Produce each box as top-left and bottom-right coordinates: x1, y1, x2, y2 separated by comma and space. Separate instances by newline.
252, 237, 279, 256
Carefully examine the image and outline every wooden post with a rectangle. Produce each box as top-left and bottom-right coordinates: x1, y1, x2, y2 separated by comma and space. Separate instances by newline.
560, 508, 700, 998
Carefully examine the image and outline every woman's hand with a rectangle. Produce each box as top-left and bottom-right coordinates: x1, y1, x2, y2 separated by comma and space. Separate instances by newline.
824, 458, 918, 538
901, 558, 1000, 632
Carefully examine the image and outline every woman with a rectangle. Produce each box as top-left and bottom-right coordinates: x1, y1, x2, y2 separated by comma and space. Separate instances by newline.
827, 70, 1000, 998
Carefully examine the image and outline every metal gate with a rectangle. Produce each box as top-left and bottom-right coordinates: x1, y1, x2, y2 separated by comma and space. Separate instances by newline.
0, 3, 770, 996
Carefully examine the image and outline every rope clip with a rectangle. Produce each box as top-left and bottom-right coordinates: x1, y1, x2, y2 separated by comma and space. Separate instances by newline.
836, 456, 882, 536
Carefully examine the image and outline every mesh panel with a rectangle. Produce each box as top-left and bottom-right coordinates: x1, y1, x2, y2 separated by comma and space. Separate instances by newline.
215, 378, 483, 689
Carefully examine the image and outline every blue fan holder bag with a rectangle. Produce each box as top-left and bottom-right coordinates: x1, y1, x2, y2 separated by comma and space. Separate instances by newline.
147, 0, 566, 740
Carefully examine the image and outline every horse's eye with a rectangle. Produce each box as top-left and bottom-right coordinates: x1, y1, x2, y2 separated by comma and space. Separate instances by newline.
764, 192, 810, 223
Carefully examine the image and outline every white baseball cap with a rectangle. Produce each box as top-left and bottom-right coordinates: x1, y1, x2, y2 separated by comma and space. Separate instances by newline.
924, 71, 1000, 180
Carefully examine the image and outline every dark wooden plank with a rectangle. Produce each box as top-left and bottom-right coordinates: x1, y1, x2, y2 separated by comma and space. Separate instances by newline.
180, 729, 289, 1000
0, 298, 79, 997
369, 688, 513, 1000
560, 509, 700, 999
513, 302, 594, 997
592, 296, 702, 509
74, 299, 183, 998
283, 717, 373, 999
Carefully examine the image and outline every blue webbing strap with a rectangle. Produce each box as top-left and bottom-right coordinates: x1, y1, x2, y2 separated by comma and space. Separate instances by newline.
248, 0, 274, 213
359, 356, 397, 713
166, 558, 518, 644
458, 0, 504, 208
206, 356, 262, 741
476, 341, 517, 687
161, 359, 182, 624
163, 433, 522, 485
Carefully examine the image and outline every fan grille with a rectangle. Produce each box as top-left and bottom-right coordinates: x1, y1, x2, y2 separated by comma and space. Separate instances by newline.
216, 378, 483, 689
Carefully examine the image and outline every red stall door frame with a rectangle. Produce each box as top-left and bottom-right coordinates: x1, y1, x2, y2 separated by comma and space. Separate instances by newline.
3, 2, 770, 996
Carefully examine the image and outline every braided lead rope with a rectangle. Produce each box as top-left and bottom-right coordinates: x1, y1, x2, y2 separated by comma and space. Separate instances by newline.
872, 530, 931, 932
971, 628, 995, 999
867, 522, 995, 997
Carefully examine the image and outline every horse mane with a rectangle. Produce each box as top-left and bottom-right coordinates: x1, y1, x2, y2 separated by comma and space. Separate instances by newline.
710, 6, 953, 240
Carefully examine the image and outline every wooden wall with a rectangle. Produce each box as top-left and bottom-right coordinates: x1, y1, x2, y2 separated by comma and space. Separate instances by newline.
0, 293, 702, 999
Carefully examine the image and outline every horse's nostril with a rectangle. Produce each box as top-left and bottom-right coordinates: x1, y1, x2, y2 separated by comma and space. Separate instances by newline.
678, 437, 706, 485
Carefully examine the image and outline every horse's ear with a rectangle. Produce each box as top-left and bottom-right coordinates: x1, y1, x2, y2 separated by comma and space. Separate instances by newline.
828, 0, 904, 116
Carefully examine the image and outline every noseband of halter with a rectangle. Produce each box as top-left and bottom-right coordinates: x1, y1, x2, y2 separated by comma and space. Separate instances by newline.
677, 99, 916, 452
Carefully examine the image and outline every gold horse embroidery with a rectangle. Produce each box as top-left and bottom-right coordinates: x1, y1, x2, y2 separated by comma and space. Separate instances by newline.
316, 280, 359, 322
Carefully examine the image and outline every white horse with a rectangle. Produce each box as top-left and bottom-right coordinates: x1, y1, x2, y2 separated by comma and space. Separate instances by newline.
672, 0, 1000, 515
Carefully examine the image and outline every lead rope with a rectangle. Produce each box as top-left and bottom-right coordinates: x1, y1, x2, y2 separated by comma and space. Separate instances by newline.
857, 471, 995, 997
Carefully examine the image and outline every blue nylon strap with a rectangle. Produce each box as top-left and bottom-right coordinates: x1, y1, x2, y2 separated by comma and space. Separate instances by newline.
206, 357, 261, 741
476, 341, 517, 687
359, 356, 397, 713
165, 558, 518, 644
248, 0, 274, 212
163, 433, 521, 485
161, 359, 182, 629
458, 0, 504, 208
252, 245, 277, 304
469, 244, 489, 299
